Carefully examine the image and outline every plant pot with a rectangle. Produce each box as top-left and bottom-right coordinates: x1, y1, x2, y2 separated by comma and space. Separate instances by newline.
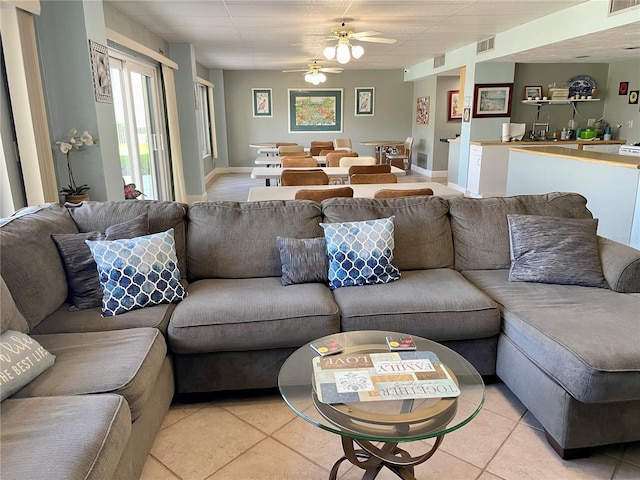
64, 194, 90, 204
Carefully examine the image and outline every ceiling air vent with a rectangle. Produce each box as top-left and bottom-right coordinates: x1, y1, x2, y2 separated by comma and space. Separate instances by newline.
476, 37, 495, 54
433, 55, 445, 68
610, 0, 640, 13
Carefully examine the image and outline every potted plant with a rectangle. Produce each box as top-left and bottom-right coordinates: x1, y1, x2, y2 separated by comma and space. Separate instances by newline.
124, 182, 144, 200
56, 128, 99, 203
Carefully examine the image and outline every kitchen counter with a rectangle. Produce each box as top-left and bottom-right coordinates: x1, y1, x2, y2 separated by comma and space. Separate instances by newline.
470, 139, 626, 148
509, 146, 640, 169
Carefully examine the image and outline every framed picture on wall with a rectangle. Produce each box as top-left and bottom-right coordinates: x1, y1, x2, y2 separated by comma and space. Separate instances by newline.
288, 89, 343, 132
253, 88, 272, 117
473, 83, 514, 118
89, 40, 112, 103
416, 96, 430, 125
448, 90, 462, 121
355, 87, 374, 115
524, 86, 542, 99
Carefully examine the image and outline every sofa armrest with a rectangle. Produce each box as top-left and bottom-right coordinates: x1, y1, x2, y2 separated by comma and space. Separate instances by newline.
598, 236, 640, 293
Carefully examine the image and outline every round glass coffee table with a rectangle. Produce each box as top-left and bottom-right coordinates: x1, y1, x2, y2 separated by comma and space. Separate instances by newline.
278, 330, 484, 480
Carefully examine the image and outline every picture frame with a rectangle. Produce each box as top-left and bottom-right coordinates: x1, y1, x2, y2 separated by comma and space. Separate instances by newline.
252, 88, 272, 117
89, 40, 112, 103
473, 83, 514, 118
416, 96, 430, 125
448, 90, 462, 121
355, 87, 375, 116
288, 89, 343, 133
524, 85, 543, 99
463, 107, 471, 123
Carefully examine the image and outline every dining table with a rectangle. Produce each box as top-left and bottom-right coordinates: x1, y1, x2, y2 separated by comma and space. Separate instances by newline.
359, 140, 406, 163
251, 165, 406, 186
247, 182, 462, 201
254, 156, 327, 167
249, 143, 310, 156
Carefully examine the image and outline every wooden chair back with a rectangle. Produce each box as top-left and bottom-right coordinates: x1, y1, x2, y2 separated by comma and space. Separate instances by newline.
319, 149, 348, 157
294, 186, 354, 202
335, 138, 352, 150
373, 188, 434, 198
278, 145, 304, 155
310, 141, 334, 156
338, 156, 376, 168
280, 169, 330, 186
349, 173, 398, 184
281, 157, 317, 167
326, 151, 358, 167
348, 164, 391, 177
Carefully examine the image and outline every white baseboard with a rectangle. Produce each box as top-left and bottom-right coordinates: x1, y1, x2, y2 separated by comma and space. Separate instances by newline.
447, 182, 467, 194
411, 165, 448, 178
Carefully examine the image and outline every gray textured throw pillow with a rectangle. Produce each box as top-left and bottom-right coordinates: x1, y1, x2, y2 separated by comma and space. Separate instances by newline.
52, 214, 150, 310
276, 236, 329, 286
507, 214, 608, 288
0, 330, 55, 401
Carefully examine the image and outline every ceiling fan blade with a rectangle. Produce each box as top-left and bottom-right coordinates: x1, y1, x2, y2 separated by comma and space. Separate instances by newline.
320, 68, 343, 73
357, 36, 397, 44
351, 31, 383, 38
282, 69, 309, 73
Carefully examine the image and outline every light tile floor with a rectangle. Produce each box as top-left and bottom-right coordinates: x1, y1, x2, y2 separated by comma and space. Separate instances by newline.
140, 172, 640, 479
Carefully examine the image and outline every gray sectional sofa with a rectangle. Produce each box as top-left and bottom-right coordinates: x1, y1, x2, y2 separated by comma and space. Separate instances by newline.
1, 192, 639, 479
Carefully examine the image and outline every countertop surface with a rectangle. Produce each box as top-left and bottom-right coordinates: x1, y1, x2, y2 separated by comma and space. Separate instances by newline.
470, 139, 626, 147
509, 146, 640, 169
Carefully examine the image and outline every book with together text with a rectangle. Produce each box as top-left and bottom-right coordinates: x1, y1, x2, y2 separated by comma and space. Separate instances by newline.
312, 351, 461, 404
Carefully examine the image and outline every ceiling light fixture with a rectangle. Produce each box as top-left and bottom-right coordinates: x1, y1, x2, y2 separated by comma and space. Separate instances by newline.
304, 71, 327, 85
323, 34, 364, 64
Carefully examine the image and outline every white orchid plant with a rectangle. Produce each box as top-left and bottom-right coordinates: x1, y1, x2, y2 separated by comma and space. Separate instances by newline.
56, 128, 99, 196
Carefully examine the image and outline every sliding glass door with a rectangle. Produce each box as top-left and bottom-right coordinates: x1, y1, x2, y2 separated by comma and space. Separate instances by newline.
109, 53, 170, 200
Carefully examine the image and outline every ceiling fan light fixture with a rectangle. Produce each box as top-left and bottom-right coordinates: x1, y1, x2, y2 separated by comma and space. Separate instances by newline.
336, 43, 350, 64
304, 73, 313, 83
323, 46, 336, 60
351, 44, 364, 59
318, 72, 327, 83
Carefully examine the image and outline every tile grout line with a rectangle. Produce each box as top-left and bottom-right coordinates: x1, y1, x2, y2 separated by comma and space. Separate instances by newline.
476, 407, 528, 479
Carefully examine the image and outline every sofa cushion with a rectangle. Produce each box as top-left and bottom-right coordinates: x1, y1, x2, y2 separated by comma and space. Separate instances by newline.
0, 395, 130, 480
12, 328, 166, 421
598, 237, 640, 293
86, 229, 186, 316
449, 193, 592, 271
507, 214, 607, 288
52, 213, 150, 310
321, 196, 453, 271
0, 277, 29, 334
169, 277, 340, 354
276, 236, 328, 286
0, 203, 79, 329
463, 269, 640, 403
334, 269, 500, 341
187, 201, 324, 280
0, 331, 55, 401
67, 200, 189, 278
321, 216, 400, 289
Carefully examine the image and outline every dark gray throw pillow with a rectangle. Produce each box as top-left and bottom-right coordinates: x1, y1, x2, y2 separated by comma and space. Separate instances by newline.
52, 214, 150, 310
276, 236, 329, 286
507, 214, 608, 288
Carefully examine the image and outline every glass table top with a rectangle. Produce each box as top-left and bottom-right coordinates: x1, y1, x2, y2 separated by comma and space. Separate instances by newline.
278, 330, 485, 443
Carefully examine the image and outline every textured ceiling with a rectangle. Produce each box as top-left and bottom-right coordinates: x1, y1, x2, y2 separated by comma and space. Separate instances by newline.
106, 0, 640, 71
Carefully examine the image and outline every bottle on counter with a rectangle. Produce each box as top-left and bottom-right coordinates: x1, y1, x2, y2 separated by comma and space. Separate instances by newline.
567, 119, 576, 140
561, 127, 568, 140
604, 125, 612, 141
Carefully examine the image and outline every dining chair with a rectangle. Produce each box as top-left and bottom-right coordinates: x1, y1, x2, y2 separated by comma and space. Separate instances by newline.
310, 141, 334, 156
281, 157, 318, 167
338, 156, 376, 168
386, 137, 414, 172
348, 164, 391, 177
326, 151, 358, 167
349, 173, 398, 184
280, 169, 330, 186
319, 149, 348, 157
275, 142, 298, 147
373, 187, 434, 198
278, 145, 305, 155
335, 138, 352, 151
294, 186, 354, 202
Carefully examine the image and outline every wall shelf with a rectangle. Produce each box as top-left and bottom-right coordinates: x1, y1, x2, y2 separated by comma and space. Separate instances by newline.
521, 99, 600, 105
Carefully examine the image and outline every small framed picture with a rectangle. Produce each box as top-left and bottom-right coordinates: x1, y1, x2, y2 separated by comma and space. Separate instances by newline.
355, 87, 374, 116
89, 40, 112, 103
524, 86, 543, 99
253, 88, 272, 117
448, 90, 462, 121
473, 83, 514, 118
416, 96, 430, 125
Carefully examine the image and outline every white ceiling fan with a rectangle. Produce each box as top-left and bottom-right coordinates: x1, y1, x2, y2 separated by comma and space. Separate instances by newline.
323, 22, 397, 64
282, 61, 342, 84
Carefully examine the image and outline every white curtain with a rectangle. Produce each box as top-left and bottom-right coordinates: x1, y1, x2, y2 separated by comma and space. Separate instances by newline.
161, 64, 187, 203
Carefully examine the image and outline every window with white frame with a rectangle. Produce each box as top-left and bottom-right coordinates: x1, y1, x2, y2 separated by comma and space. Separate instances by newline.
196, 83, 211, 158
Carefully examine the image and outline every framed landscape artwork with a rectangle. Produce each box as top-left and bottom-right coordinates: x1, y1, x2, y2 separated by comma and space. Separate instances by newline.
448, 90, 462, 121
253, 88, 272, 117
524, 86, 542, 99
355, 87, 375, 116
289, 89, 343, 132
416, 96, 430, 125
473, 83, 514, 118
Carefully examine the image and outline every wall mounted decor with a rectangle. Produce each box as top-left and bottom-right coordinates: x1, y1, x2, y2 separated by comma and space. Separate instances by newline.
416, 96, 430, 125
253, 88, 272, 117
355, 87, 375, 116
448, 90, 462, 121
629, 91, 639, 105
619, 82, 629, 95
524, 86, 543, 99
288, 89, 343, 132
463, 107, 471, 122
89, 40, 112, 103
473, 83, 513, 118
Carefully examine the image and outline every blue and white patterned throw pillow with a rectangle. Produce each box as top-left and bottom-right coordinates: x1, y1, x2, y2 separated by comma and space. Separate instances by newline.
86, 229, 186, 316
320, 216, 401, 290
